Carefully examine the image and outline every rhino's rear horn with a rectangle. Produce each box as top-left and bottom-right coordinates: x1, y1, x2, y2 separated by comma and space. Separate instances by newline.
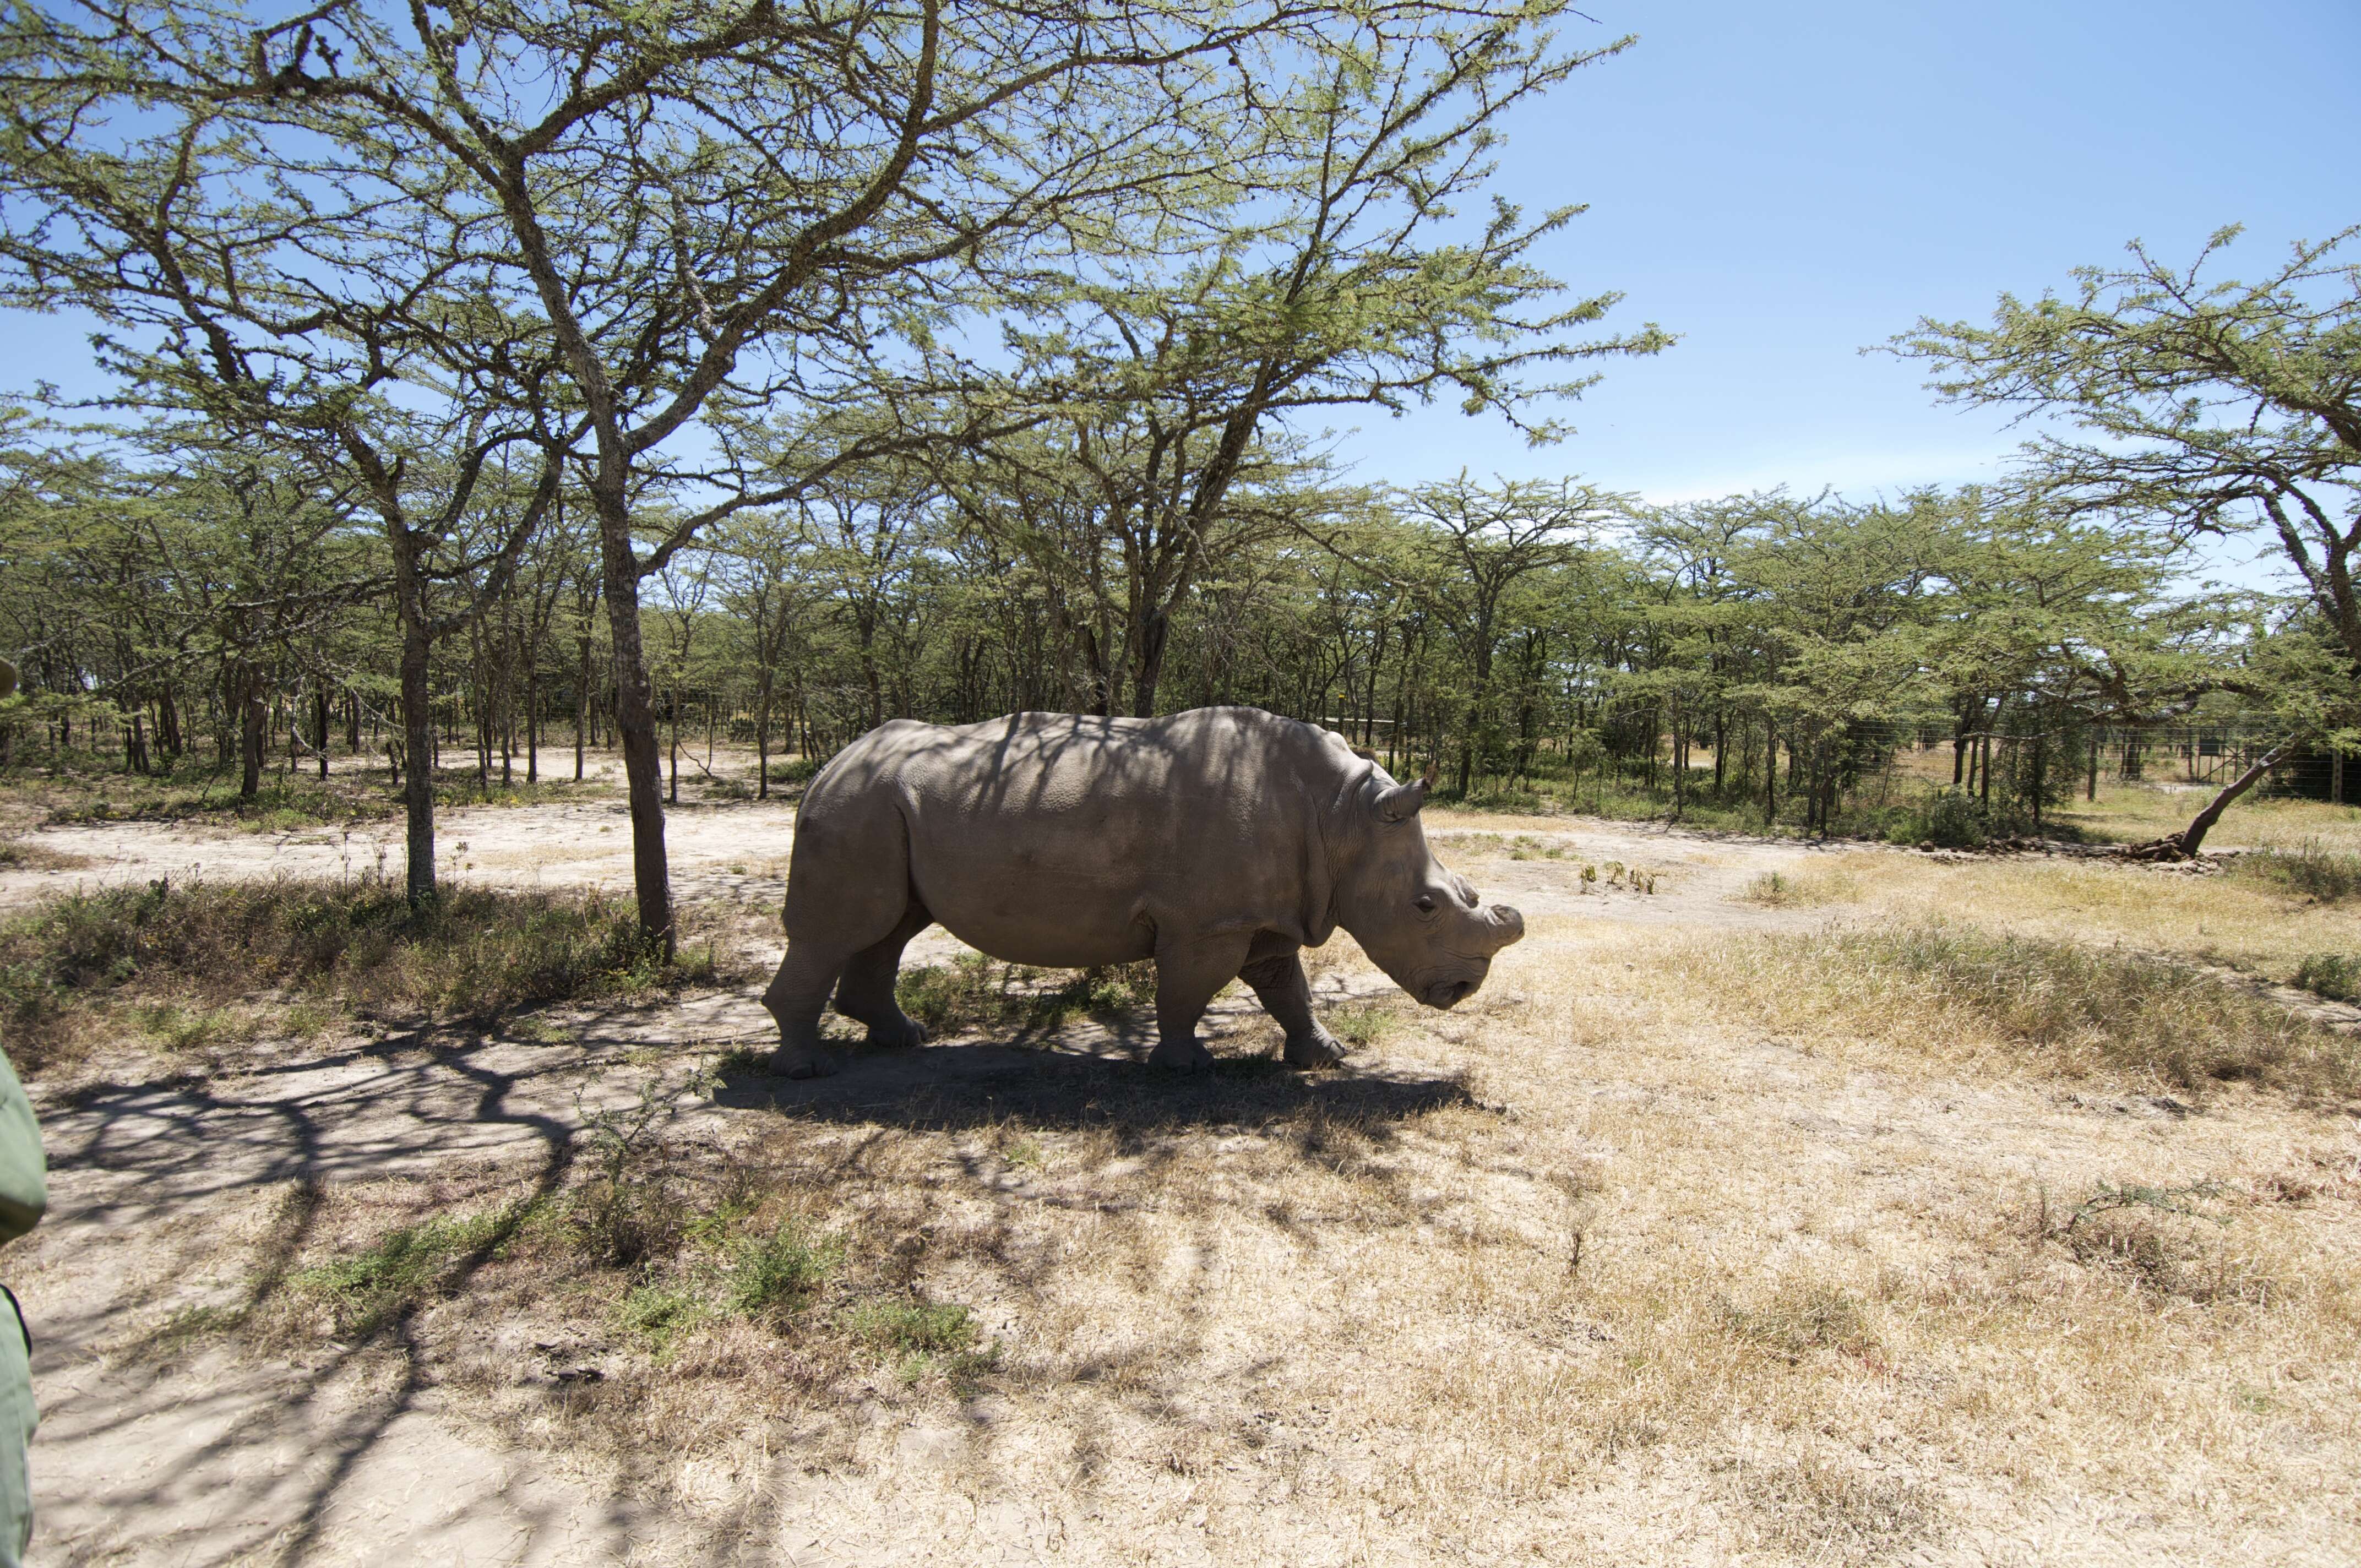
1374, 763, 1437, 823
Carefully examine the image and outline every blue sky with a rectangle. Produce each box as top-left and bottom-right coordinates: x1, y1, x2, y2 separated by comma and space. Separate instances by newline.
1329, 0, 2361, 559
10, 0, 2353, 585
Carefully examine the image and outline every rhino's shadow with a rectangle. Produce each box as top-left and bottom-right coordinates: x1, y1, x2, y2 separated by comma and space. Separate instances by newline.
710, 1036, 1478, 1134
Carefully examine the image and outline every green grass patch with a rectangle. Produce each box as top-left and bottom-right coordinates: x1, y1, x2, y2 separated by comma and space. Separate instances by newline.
0, 876, 733, 1069
296, 1206, 523, 1337
1326, 1000, 1405, 1049
725, 1223, 842, 1316
896, 952, 1157, 1036
2293, 952, 2361, 1005
844, 1296, 998, 1387
616, 1283, 712, 1356
2237, 841, 2361, 903
33, 764, 389, 830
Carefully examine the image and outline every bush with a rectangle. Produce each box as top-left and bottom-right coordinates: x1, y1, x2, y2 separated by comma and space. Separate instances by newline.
0, 876, 730, 1069
726, 1223, 841, 1316
1905, 789, 1989, 848
2294, 953, 2361, 1004
2237, 841, 2361, 903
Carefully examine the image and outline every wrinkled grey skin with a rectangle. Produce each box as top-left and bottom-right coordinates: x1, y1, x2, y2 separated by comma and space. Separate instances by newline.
762, 706, 1525, 1078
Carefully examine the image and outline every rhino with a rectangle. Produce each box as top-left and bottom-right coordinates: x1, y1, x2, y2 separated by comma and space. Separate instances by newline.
761, 706, 1526, 1078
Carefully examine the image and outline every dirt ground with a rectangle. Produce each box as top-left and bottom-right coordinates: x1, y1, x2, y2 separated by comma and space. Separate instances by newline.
7, 785, 2359, 1566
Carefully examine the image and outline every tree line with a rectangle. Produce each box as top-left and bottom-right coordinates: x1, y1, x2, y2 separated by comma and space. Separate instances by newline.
0, 1, 2353, 945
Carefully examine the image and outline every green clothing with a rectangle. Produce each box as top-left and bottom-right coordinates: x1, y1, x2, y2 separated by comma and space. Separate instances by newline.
0, 1050, 42, 1245
0, 1045, 41, 1567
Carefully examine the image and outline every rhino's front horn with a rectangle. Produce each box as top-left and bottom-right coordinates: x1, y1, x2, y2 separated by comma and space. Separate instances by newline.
1484, 903, 1526, 952
1374, 763, 1437, 823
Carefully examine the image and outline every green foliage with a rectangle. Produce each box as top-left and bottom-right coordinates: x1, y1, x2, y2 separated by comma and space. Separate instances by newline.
1904, 788, 1990, 848
296, 1207, 519, 1337
1897, 226, 2361, 673
2237, 842, 2361, 903
896, 954, 1157, 1036
725, 1224, 842, 1317
2293, 954, 2361, 1005
616, 1284, 711, 1357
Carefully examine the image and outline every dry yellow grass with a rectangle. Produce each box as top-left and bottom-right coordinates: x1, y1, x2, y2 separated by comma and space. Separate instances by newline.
2050, 781, 2361, 853
1759, 848, 2357, 989
27, 804, 2361, 1565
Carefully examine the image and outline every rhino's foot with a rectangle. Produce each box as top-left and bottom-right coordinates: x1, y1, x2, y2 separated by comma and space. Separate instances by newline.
769, 1042, 841, 1080
863, 1015, 927, 1050
1148, 1037, 1215, 1074
1283, 1028, 1347, 1069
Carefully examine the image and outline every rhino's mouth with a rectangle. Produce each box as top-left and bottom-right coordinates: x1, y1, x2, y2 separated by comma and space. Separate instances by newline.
1423, 978, 1475, 1009
1417, 965, 1486, 1009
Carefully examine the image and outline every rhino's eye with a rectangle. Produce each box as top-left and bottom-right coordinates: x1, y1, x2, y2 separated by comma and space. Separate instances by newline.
1414, 895, 1437, 916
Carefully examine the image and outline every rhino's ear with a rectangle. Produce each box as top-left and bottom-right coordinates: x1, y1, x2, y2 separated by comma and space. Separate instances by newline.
1374, 763, 1436, 823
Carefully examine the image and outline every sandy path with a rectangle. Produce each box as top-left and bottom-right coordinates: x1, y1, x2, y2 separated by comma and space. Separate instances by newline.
0, 796, 806, 916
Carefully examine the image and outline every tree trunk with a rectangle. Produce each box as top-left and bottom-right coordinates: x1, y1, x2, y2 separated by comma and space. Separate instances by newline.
398, 624, 438, 904
575, 630, 591, 781
592, 505, 674, 957
755, 666, 774, 800
239, 674, 266, 798
1131, 607, 1173, 719
2128, 738, 2300, 861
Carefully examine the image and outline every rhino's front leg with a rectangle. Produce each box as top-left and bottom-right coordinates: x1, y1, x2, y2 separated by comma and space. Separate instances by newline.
1149, 932, 1255, 1074
1238, 946, 1346, 1069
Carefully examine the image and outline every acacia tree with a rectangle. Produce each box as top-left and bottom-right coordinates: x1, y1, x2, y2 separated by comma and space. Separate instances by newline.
980, 0, 1666, 716
189, 0, 1348, 954
0, 24, 571, 902
1389, 474, 1617, 793
1895, 226, 2361, 663
712, 510, 813, 799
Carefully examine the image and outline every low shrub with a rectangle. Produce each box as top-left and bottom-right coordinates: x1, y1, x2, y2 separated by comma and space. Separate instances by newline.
725, 1223, 841, 1316
0, 876, 731, 1069
2293, 952, 2361, 1004
1694, 921, 2358, 1100
2237, 841, 2361, 903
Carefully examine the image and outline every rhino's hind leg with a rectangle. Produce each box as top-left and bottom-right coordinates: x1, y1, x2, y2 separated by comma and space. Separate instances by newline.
833, 902, 933, 1049
1148, 933, 1254, 1074
761, 944, 847, 1080
1238, 945, 1347, 1069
